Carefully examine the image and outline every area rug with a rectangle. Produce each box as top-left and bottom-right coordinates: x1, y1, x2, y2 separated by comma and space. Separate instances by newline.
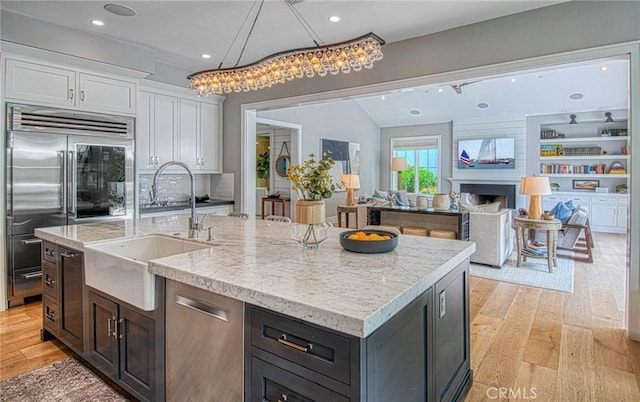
0, 358, 127, 402
470, 253, 574, 293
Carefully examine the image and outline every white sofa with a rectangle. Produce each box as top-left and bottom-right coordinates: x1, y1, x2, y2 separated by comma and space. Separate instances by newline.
468, 208, 514, 267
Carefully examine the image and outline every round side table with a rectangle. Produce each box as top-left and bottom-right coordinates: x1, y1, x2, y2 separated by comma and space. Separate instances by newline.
513, 217, 562, 273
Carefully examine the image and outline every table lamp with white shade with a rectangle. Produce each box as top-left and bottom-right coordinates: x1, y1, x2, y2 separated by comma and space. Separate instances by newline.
341, 174, 360, 207
391, 157, 408, 190
520, 175, 552, 220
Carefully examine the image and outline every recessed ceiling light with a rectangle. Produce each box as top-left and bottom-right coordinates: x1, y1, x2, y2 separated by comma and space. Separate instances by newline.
104, 3, 136, 17
328, 15, 340, 22
91, 19, 104, 26
510, 78, 517, 83
201, 54, 212, 59
600, 66, 608, 72
569, 93, 584, 100
437, 88, 444, 93
410, 109, 421, 115
538, 75, 544, 79
477, 102, 489, 109
380, 96, 386, 100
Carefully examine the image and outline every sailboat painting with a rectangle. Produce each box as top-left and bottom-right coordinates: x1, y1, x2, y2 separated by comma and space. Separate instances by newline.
457, 138, 515, 169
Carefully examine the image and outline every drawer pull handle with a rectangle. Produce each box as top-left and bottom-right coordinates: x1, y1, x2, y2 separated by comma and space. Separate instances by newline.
22, 271, 43, 280
175, 295, 229, 322
22, 239, 42, 245
46, 310, 56, 321
45, 248, 55, 257
278, 394, 288, 402
61, 251, 76, 258
277, 336, 308, 353
45, 277, 55, 287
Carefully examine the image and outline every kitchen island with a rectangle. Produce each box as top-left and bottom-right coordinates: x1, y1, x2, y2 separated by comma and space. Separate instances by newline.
36, 214, 475, 402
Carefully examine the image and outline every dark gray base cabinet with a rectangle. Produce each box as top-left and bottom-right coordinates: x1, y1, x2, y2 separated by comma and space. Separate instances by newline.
86, 284, 165, 402
245, 260, 472, 402
40, 243, 84, 355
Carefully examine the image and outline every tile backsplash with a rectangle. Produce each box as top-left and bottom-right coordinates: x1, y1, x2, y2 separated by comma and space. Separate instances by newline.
139, 174, 211, 204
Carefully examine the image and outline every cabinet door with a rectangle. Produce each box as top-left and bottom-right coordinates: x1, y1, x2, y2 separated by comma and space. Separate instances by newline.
153, 94, 178, 167
591, 204, 618, 231
59, 248, 84, 353
366, 288, 431, 402
434, 262, 470, 402
616, 206, 628, 231
119, 306, 156, 402
5, 59, 75, 107
87, 291, 119, 378
78, 73, 136, 115
199, 102, 221, 172
136, 91, 155, 169
179, 99, 199, 169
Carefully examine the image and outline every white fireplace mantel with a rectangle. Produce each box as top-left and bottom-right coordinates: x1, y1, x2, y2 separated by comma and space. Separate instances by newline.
447, 178, 521, 185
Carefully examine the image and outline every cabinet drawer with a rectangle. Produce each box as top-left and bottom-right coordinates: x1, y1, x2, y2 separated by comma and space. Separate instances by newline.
591, 196, 616, 205
546, 195, 565, 203
42, 262, 58, 299
250, 307, 352, 385
43, 296, 59, 334
43, 242, 58, 264
251, 357, 349, 402
571, 196, 590, 204
618, 197, 629, 206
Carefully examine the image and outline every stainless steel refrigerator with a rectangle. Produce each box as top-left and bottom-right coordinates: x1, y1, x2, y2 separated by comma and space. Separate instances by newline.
5, 104, 135, 307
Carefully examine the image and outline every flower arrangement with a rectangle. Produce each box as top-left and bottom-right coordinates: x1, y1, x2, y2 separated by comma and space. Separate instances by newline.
287, 152, 340, 200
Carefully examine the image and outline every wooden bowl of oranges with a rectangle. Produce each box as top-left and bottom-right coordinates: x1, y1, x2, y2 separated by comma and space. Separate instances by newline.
339, 230, 398, 254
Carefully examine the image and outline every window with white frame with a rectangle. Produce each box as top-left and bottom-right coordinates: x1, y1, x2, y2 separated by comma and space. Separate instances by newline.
391, 135, 441, 193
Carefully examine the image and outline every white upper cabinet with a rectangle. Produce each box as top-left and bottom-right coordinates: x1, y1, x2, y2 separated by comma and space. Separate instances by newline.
178, 99, 222, 173
136, 91, 178, 171
178, 99, 200, 169
78, 73, 136, 115
4, 57, 137, 115
5, 59, 76, 107
199, 102, 222, 173
140, 83, 223, 174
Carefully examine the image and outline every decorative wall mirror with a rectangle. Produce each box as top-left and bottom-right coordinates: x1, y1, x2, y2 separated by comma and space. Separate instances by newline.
275, 142, 290, 177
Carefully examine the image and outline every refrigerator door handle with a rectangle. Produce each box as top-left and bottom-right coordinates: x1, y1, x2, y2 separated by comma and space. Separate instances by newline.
59, 151, 66, 214
67, 150, 76, 218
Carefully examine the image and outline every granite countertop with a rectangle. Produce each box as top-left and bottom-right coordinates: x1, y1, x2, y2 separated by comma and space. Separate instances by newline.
139, 199, 234, 214
35, 215, 475, 338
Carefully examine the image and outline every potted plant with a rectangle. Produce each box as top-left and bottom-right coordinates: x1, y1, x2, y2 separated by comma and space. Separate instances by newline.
287, 153, 340, 247
256, 150, 270, 192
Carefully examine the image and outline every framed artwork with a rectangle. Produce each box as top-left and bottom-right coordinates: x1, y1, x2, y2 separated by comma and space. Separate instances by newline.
320, 139, 360, 191
572, 179, 599, 190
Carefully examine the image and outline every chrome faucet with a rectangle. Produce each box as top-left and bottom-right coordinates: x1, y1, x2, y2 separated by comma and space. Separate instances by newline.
151, 161, 204, 239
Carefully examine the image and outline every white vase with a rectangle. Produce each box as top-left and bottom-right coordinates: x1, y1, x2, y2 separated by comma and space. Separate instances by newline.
432, 194, 451, 211
416, 195, 428, 209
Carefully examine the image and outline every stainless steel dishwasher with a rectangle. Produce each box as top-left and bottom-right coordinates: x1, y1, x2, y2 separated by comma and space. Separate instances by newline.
166, 280, 244, 401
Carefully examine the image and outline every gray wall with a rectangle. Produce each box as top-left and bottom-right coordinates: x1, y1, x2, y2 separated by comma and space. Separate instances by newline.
380, 122, 453, 192
259, 100, 380, 218
222, 1, 640, 207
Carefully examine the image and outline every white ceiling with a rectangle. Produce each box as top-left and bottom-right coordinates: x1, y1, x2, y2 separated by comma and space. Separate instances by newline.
3, 0, 627, 127
1, 0, 563, 72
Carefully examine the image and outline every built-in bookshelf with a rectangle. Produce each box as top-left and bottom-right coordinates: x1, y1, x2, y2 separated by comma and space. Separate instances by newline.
538, 117, 629, 194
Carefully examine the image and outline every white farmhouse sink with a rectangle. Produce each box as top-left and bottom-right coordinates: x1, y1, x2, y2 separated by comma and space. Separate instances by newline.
84, 235, 210, 310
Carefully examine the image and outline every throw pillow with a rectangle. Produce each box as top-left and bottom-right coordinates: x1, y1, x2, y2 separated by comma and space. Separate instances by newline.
373, 189, 390, 201
549, 201, 575, 224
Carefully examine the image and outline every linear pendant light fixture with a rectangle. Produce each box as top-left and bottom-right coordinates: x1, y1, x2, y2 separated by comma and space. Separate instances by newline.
188, 1, 385, 96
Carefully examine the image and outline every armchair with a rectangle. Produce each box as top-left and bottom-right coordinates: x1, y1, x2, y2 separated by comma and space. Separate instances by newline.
468, 208, 514, 267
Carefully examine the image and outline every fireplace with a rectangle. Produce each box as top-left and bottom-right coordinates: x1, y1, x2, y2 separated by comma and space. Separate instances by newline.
460, 183, 516, 209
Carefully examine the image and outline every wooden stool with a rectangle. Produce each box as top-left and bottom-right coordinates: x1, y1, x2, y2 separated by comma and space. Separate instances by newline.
402, 226, 429, 236
430, 229, 456, 239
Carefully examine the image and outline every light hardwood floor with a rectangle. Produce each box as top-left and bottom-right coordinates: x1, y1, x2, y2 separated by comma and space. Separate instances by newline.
1, 233, 639, 401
